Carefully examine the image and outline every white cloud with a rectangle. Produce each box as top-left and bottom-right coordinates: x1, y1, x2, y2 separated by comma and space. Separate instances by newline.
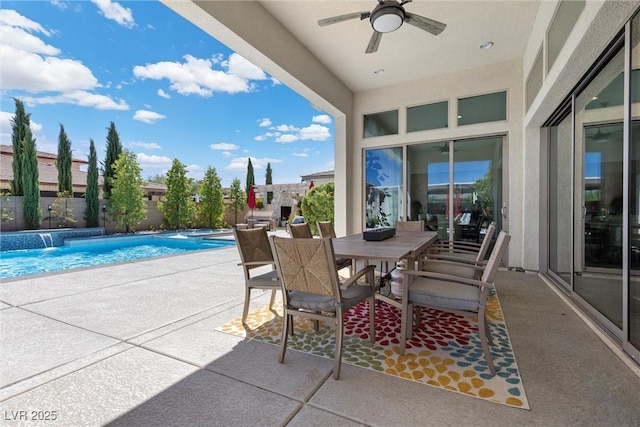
312, 114, 332, 124
254, 135, 266, 141
157, 89, 170, 99
274, 124, 298, 132
23, 90, 128, 110
293, 152, 308, 158
222, 151, 233, 158
258, 118, 271, 127
91, 0, 135, 28
225, 156, 281, 171
130, 141, 161, 150
0, 9, 51, 36
275, 134, 298, 144
133, 53, 267, 97
133, 109, 166, 124
223, 53, 267, 81
136, 152, 172, 169
0, 10, 127, 110
298, 124, 331, 141
210, 143, 239, 151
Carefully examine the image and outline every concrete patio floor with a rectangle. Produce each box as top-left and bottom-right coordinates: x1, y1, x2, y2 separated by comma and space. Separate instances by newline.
1, 230, 639, 426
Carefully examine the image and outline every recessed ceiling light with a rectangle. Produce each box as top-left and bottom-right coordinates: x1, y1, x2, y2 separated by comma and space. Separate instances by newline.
479, 41, 494, 50
374, 68, 385, 75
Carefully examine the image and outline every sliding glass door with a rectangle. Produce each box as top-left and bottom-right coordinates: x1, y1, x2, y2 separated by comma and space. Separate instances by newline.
407, 136, 504, 247
574, 46, 624, 329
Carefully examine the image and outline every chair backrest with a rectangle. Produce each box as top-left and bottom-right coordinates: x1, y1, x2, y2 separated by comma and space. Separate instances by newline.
476, 221, 497, 261
317, 221, 337, 238
271, 236, 340, 298
396, 220, 424, 232
481, 230, 510, 284
234, 227, 273, 271
289, 222, 313, 238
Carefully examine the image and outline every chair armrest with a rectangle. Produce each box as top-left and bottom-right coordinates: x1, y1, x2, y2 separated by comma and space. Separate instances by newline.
340, 265, 376, 290
403, 269, 492, 289
432, 241, 483, 251
422, 253, 487, 266
422, 258, 485, 271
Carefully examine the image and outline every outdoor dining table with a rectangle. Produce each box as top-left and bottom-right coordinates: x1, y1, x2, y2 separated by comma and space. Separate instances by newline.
332, 230, 438, 354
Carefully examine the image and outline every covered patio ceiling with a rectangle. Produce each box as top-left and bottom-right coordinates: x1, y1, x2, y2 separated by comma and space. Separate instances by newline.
178, 1, 541, 94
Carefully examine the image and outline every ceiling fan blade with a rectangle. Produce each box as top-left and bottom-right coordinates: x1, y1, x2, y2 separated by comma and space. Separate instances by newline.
318, 11, 370, 27
366, 31, 382, 54
404, 12, 446, 35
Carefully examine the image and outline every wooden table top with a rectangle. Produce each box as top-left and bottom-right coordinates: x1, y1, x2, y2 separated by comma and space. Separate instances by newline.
332, 230, 437, 262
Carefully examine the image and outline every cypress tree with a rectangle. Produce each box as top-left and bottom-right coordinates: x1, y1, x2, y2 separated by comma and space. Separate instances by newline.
245, 158, 255, 194
56, 124, 73, 195
85, 139, 100, 227
265, 162, 273, 205
21, 124, 41, 229
10, 98, 30, 196
103, 122, 122, 199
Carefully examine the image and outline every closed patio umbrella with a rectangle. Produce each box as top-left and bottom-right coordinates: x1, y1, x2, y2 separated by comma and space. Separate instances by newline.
248, 185, 256, 218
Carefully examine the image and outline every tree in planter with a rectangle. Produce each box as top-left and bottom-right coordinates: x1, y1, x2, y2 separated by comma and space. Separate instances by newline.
159, 159, 194, 230
228, 178, 245, 226
85, 139, 100, 227
49, 191, 77, 228
21, 123, 41, 229
108, 151, 147, 233
102, 121, 122, 199
10, 98, 30, 196
265, 162, 273, 205
300, 182, 335, 235
56, 124, 73, 195
197, 166, 224, 228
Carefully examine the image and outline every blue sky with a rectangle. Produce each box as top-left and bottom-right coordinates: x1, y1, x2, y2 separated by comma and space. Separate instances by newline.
0, 0, 335, 186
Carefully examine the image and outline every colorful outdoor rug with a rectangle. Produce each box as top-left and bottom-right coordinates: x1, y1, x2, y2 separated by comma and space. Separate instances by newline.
217, 290, 529, 409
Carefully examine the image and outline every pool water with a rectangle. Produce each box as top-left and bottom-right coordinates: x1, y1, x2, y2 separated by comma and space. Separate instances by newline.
0, 235, 236, 280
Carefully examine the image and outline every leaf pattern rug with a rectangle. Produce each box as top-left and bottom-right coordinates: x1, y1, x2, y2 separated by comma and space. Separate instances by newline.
216, 289, 529, 409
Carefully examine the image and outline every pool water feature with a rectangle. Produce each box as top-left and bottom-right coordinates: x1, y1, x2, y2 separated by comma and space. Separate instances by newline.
0, 234, 236, 280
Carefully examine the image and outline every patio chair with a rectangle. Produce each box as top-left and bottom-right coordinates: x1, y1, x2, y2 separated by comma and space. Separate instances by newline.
404, 230, 511, 375
270, 236, 376, 380
317, 221, 353, 273
424, 221, 497, 266
289, 222, 313, 238
396, 220, 424, 232
233, 227, 280, 324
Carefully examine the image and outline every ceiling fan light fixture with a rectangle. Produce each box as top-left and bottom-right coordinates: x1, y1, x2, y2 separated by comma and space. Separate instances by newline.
371, 6, 405, 33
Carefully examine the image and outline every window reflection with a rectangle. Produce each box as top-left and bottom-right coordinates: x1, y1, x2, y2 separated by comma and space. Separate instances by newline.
365, 148, 402, 228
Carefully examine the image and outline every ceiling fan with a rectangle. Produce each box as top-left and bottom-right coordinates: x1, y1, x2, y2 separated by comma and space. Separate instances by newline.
318, 0, 447, 54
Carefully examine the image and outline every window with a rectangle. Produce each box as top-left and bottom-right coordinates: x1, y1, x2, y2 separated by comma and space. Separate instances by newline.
457, 91, 507, 126
407, 101, 448, 132
547, 0, 586, 72
365, 147, 402, 228
526, 45, 544, 110
363, 110, 398, 138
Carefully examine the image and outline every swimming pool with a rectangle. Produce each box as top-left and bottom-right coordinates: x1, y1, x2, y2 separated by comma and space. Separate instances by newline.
0, 234, 236, 280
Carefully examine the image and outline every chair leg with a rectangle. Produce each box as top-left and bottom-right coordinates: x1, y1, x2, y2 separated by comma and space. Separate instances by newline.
485, 315, 495, 346
268, 289, 277, 311
278, 312, 290, 363
414, 306, 422, 329
333, 308, 344, 380
478, 312, 496, 375
242, 288, 252, 324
